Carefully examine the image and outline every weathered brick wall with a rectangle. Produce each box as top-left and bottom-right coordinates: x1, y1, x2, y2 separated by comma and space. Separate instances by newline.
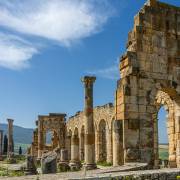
115, 0, 180, 167
66, 103, 114, 163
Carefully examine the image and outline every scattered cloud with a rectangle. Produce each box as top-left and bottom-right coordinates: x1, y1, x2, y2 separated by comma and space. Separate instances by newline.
0, 0, 115, 70
86, 60, 120, 80
0, 0, 115, 46
0, 32, 38, 70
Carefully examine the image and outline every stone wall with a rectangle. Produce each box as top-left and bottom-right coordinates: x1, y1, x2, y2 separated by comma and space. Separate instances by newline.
66, 103, 114, 163
115, 0, 180, 167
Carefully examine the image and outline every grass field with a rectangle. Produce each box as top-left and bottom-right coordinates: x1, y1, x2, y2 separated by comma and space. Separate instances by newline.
159, 144, 168, 160
14, 143, 30, 154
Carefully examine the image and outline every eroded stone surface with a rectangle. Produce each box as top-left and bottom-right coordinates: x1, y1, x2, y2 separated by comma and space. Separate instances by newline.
28, 0, 180, 171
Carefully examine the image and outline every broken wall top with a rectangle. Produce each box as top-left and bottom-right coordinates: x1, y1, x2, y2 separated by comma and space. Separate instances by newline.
120, 0, 180, 88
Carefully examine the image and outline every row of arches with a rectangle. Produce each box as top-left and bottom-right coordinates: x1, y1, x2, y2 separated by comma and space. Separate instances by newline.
67, 119, 111, 164
65, 90, 180, 168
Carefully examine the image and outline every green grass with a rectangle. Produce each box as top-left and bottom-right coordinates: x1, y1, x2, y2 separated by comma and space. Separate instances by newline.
159, 148, 169, 160
97, 161, 112, 167
0, 166, 24, 177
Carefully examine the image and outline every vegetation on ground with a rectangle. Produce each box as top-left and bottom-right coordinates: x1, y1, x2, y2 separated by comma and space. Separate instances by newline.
0, 166, 24, 177
97, 161, 112, 167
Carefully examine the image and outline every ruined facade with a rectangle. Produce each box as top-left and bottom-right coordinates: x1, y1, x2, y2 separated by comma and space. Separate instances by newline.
66, 103, 114, 165
7, 119, 14, 159
115, 0, 180, 168
30, 0, 180, 169
30, 114, 66, 159
30, 104, 114, 164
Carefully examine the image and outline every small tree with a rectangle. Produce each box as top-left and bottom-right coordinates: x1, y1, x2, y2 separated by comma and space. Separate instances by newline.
19, 146, 22, 155
3, 135, 8, 155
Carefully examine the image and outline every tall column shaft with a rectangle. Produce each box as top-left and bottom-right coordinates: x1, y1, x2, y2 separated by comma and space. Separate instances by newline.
81, 76, 96, 169
70, 135, 79, 163
107, 130, 113, 164
113, 120, 124, 166
79, 133, 84, 161
38, 119, 44, 159
0, 130, 3, 158
95, 131, 100, 162
153, 118, 159, 168
7, 119, 14, 158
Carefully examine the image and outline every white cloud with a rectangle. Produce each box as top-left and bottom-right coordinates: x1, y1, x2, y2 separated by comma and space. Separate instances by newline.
0, 0, 114, 46
87, 60, 120, 80
0, 0, 115, 70
0, 32, 38, 70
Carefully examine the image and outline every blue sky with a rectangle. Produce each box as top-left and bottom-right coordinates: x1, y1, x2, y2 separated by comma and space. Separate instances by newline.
0, 0, 179, 143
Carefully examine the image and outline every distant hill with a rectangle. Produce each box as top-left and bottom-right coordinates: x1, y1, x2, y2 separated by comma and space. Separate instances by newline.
0, 123, 34, 144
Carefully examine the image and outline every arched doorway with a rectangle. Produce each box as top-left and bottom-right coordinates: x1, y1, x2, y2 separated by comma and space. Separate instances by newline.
158, 107, 169, 166
153, 90, 176, 168
98, 119, 107, 162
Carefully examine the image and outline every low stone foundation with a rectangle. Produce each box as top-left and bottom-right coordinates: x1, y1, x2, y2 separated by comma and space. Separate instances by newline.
82, 168, 180, 180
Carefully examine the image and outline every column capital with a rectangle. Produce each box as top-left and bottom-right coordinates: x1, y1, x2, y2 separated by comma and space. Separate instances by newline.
81, 76, 96, 85
7, 119, 14, 123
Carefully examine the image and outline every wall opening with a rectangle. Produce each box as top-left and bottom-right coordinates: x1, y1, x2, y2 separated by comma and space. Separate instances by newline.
158, 106, 169, 163
45, 131, 53, 146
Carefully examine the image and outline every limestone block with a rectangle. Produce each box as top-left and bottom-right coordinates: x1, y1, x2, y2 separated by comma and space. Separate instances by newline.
125, 112, 139, 119
138, 96, 147, 105
25, 155, 37, 175
125, 148, 140, 161
41, 151, 57, 174
146, 105, 156, 113
140, 148, 153, 164
139, 105, 147, 113
126, 104, 139, 112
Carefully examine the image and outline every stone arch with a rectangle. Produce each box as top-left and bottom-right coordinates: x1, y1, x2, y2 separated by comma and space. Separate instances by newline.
115, 0, 180, 168
97, 119, 107, 162
153, 90, 176, 168
94, 111, 114, 164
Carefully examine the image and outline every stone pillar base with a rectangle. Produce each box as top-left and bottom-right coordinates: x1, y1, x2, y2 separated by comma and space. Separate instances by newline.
169, 161, 177, 168
83, 163, 97, 170
69, 161, 81, 171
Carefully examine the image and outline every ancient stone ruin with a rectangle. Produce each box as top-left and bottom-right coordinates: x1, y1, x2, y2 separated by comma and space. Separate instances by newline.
115, 0, 180, 168
29, 0, 180, 174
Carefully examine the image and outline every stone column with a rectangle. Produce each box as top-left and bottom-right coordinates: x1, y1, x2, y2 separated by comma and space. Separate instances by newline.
81, 76, 96, 170
7, 119, 14, 159
113, 120, 124, 166
79, 133, 84, 161
153, 117, 159, 168
107, 129, 113, 164
66, 135, 71, 161
175, 104, 180, 168
95, 131, 100, 162
38, 119, 44, 159
69, 134, 80, 170
0, 130, 3, 160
